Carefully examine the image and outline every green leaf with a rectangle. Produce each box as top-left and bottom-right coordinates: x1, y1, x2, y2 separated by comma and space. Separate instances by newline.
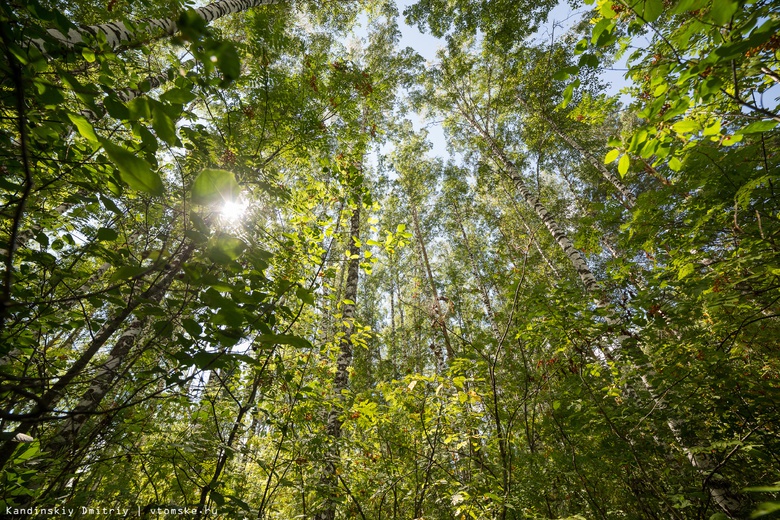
709, 0, 738, 25
677, 263, 695, 280
703, 120, 721, 136
604, 149, 620, 164
96, 227, 118, 241
67, 113, 99, 144
599, 0, 616, 18
744, 486, 780, 493
110, 265, 149, 282
642, 0, 663, 22
192, 168, 240, 205
561, 79, 579, 108
160, 87, 196, 104
193, 352, 230, 370
672, 120, 700, 134
553, 66, 579, 81
152, 103, 178, 146
254, 334, 312, 349
208, 234, 247, 264
296, 286, 315, 305
751, 502, 780, 518
181, 318, 202, 337
214, 42, 241, 82
669, 157, 682, 171
618, 153, 630, 176
591, 18, 614, 44
226, 495, 252, 512
101, 140, 164, 196
578, 54, 599, 68
670, 0, 707, 15
738, 120, 778, 134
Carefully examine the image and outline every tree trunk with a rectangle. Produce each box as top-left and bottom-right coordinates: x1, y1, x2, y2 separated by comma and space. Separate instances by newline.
517, 96, 636, 209
0, 244, 193, 470
409, 201, 455, 361
33, 0, 279, 54
315, 200, 360, 520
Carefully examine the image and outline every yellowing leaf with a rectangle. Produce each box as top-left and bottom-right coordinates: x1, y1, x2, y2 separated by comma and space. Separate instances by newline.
618, 153, 630, 176
673, 120, 699, 134
604, 148, 620, 164
678, 263, 695, 280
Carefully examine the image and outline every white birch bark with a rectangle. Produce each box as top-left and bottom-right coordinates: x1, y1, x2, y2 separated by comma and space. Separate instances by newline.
32, 0, 279, 54
0, 244, 193, 470
315, 202, 360, 520
517, 96, 636, 209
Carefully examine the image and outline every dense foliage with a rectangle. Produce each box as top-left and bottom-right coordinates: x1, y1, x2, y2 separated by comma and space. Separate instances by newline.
1, 0, 778, 518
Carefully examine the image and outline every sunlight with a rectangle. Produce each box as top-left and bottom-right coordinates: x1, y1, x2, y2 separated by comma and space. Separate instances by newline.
220, 199, 248, 222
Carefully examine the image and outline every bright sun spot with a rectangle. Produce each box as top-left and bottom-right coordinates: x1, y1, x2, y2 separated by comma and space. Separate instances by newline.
220, 199, 248, 222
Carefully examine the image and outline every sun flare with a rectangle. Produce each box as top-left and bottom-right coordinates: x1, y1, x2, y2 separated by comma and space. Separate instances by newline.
220, 199, 248, 222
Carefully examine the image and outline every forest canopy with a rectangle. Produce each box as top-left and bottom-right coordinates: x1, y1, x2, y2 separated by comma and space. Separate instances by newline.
0, 0, 779, 518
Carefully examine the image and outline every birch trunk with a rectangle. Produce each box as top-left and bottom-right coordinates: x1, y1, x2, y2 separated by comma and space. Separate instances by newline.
410, 201, 455, 361
517, 96, 636, 209
456, 103, 599, 292
33, 0, 279, 54
315, 201, 360, 520
0, 244, 193, 470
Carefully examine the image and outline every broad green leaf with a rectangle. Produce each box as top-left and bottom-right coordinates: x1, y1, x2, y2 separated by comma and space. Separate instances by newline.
739, 120, 778, 134
669, 157, 682, 171
591, 18, 613, 44
152, 103, 178, 146
110, 265, 149, 282
703, 120, 721, 136
553, 66, 579, 81
208, 234, 247, 264
677, 263, 695, 280
744, 486, 780, 493
561, 79, 579, 108
642, 0, 663, 22
672, 120, 700, 134
296, 286, 315, 305
160, 87, 196, 104
226, 495, 252, 512
193, 351, 228, 370
578, 54, 599, 68
96, 227, 118, 241
751, 502, 780, 518
599, 0, 616, 18
67, 113, 99, 144
709, 0, 738, 25
102, 140, 164, 196
192, 168, 240, 205
181, 318, 202, 337
214, 42, 241, 81
670, 0, 707, 15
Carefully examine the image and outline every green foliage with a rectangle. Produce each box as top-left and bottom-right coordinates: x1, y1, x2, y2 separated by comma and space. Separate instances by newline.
1, 0, 778, 518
